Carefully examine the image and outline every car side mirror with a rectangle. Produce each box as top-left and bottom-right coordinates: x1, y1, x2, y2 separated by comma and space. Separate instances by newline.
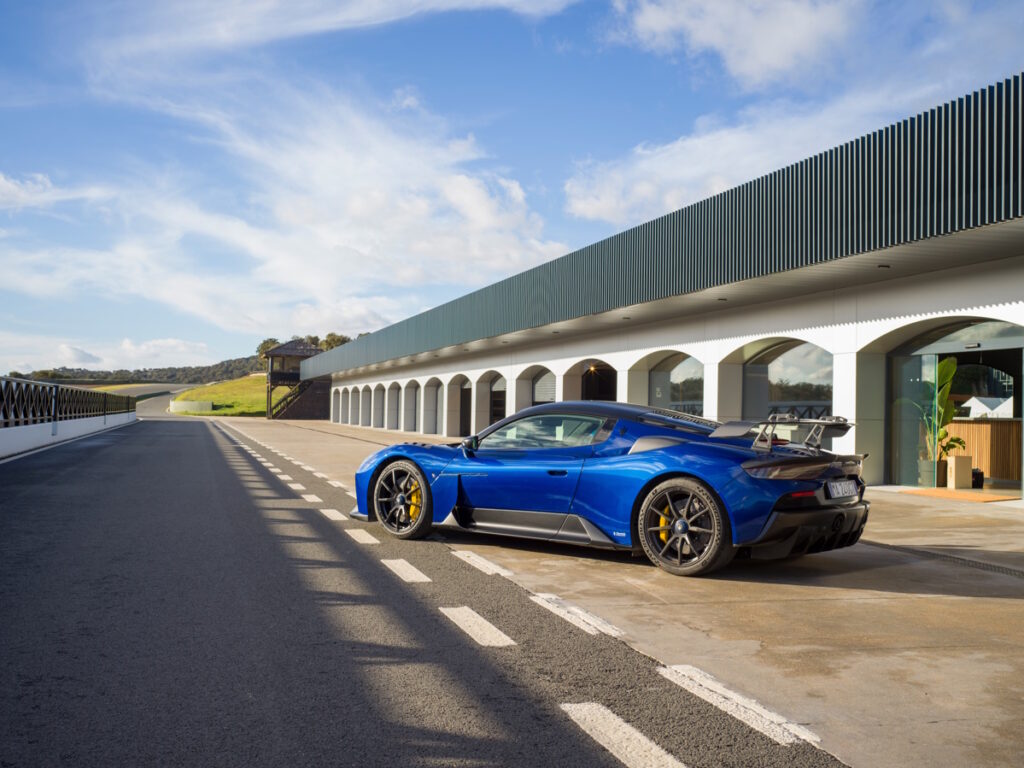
461, 435, 479, 455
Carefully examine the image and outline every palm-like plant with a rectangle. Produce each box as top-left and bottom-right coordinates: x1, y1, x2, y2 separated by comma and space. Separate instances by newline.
905, 356, 967, 460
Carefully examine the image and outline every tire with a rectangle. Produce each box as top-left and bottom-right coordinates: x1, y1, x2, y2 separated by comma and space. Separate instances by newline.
372, 460, 433, 539
636, 477, 734, 576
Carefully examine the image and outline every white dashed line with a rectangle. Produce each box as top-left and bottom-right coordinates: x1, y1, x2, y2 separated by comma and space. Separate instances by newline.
560, 703, 686, 768
300, 464, 315, 471
345, 529, 379, 545
288, 483, 306, 491
657, 666, 818, 746
381, 559, 431, 583
439, 607, 515, 647
269, 468, 282, 474
328, 480, 346, 488
302, 494, 323, 503
278, 474, 293, 481
530, 594, 624, 637
452, 550, 513, 577
319, 508, 346, 521
346, 491, 357, 498
314, 472, 328, 479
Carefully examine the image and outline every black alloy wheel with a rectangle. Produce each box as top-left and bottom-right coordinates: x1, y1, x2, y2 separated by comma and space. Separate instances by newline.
372, 460, 433, 539
637, 477, 733, 576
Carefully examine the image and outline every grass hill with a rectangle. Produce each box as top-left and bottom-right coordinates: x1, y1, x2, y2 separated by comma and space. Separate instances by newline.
11, 356, 262, 386
174, 374, 290, 417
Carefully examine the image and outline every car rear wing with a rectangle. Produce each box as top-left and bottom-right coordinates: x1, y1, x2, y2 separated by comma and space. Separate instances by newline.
709, 413, 853, 453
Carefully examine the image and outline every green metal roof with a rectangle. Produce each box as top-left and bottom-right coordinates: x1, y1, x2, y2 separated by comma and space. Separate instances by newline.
304, 72, 1023, 380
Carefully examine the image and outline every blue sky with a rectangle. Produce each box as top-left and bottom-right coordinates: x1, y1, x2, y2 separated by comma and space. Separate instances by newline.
0, 1, 1021, 374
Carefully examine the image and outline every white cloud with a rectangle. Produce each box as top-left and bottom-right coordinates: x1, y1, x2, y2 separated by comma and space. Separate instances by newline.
0, 331, 214, 375
565, 89, 896, 225
0, 172, 111, 211
572, 2, 1024, 226
93, 0, 576, 64
0, 80, 566, 339
612, 0, 858, 87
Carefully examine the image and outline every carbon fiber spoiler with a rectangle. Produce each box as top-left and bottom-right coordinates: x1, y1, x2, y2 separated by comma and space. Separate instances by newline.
710, 413, 853, 453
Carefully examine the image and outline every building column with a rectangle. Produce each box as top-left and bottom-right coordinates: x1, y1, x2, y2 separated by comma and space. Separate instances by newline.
472, 379, 489, 435
705, 361, 742, 422
845, 352, 887, 485
560, 373, 580, 401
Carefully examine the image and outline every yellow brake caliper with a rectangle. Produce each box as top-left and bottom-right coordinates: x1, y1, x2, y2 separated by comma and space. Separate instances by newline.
407, 481, 422, 521
659, 504, 670, 543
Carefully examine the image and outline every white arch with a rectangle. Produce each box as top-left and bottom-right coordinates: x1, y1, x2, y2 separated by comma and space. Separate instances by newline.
402, 380, 420, 432
372, 384, 385, 428
331, 388, 341, 423
514, 364, 555, 412
386, 382, 401, 430
422, 377, 443, 435
360, 385, 372, 426
446, 374, 472, 437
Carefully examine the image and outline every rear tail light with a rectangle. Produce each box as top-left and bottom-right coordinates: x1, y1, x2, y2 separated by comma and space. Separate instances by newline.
743, 461, 831, 480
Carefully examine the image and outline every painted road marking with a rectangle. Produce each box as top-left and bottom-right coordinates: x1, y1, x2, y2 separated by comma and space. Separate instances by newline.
300, 464, 315, 471
657, 666, 818, 746
288, 483, 306, 491
439, 607, 515, 647
329, 480, 346, 488
278, 474, 293, 481
452, 550, 513, 577
302, 494, 323, 503
530, 594, 624, 637
381, 559, 431, 583
269, 468, 282, 474
320, 508, 346, 521
560, 703, 686, 768
314, 472, 328, 479
346, 491, 357, 498
345, 529, 379, 545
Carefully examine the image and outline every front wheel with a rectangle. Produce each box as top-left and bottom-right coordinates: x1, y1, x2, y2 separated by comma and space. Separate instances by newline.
372, 460, 433, 539
637, 477, 733, 576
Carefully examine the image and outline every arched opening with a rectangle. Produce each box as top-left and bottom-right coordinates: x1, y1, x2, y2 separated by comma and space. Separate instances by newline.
876, 318, 1023, 490
402, 381, 420, 432
741, 340, 833, 420
474, 370, 507, 432
514, 365, 555, 412
331, 389, 341, 423
446, 375, 472, 437
340, 388, 350, 424
360, 385, 372, 426
386, 383, 401, 430
630, 351, 704, 415
422, 378, 442, 435
564, 358, 617, 401
372, 384, 385, 428
350, 388, 361, 425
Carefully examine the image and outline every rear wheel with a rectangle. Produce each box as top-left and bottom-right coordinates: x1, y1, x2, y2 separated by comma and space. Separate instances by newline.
637, 477, 733, 576
372, 460, 433, 539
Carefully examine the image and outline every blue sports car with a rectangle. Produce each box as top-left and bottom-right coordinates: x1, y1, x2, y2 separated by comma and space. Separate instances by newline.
352, 401, 869, 576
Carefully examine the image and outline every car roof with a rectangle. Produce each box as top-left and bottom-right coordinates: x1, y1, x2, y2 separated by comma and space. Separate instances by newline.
511, 400, 720, 432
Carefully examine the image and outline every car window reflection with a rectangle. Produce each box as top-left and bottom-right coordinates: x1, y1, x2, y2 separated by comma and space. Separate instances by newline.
479, 414, 604, 450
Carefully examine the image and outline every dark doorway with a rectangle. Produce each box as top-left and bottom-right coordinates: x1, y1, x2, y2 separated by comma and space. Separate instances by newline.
582, 363, 617, 401
459, 386, 472, 437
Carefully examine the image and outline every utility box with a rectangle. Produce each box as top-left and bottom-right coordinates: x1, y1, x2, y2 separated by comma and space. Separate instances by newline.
947, 455, 973, 489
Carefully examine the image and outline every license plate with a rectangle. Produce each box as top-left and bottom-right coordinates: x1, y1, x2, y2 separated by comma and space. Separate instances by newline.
828, 480, 858, 498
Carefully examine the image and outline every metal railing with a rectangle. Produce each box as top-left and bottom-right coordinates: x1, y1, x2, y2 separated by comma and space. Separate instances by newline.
1, 377, 136, 428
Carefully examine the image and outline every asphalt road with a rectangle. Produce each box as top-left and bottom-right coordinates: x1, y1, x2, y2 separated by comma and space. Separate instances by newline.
0, 418, 846, 767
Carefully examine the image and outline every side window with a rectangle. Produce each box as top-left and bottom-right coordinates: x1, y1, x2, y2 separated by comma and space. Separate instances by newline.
479, 414, 605, 450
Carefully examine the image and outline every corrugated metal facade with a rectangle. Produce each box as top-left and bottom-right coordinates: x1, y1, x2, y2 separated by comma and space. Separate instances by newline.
304, 73, 1024, 380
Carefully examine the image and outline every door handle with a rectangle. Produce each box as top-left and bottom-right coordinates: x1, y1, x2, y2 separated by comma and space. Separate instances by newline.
547, 469, 568, 476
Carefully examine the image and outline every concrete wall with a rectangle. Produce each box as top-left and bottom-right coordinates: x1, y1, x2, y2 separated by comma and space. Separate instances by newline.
0, 412, 137, 460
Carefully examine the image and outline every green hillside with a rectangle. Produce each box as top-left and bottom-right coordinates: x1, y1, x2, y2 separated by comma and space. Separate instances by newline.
174, 374, 289, 417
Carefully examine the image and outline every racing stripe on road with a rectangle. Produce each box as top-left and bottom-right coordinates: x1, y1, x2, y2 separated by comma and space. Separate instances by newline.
381, 559, 431, 583
530, 594, 624, 637
657, 665, 819, 746
452, 550, 513, 577
439, 607, 515, 647
560, 703, 687, 768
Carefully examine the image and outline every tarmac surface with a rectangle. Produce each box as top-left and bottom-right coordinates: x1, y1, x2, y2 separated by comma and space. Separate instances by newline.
1, 415, 845, 768
211, 413, 1024, 768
